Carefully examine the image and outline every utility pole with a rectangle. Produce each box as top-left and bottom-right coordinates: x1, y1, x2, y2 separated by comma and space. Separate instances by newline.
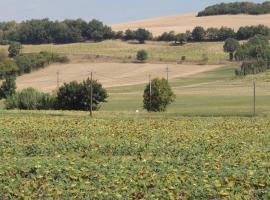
166, 67, 169, 82
90, 72, 93, 117
57, 70, 60, 90
252, 68, 256, 117
253, 80, 256, 117
149, 74, 152, 111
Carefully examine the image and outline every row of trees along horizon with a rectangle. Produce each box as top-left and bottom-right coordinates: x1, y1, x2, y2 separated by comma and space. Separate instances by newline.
0, 18, 269, 45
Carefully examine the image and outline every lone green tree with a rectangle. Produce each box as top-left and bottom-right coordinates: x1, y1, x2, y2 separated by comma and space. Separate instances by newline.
56, 78, 108, 111
143, 78, 175, 112
223, 38, 240, 61
8, 42, 22, 58
137, 50, 148, 62
0, 76, 16, 99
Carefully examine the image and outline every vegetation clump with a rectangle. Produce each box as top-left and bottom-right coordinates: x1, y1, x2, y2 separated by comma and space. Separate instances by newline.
197, 1, 270, 16
137, 50, 148, 62
234, 35, 270, 75
143, 78, 175, 112
223, 38, 240, 61
56, 78, 108, 111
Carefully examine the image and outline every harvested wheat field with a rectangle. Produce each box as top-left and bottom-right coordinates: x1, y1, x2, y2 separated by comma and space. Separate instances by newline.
16, 62, 223, 92
112, 13, 270, 36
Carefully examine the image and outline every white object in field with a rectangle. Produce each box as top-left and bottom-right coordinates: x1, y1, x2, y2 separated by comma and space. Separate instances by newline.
136, 110, 139, 113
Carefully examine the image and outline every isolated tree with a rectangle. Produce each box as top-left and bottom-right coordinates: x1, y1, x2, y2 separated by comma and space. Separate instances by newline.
192, 26, 206, 41
135, 28, 152, 44
137, 50, 148, 62
56, 78, 108, 111
0, 76, 16, 99
8, 42, 22, 58
143, 78, 175, 112
223, 38, 240, 61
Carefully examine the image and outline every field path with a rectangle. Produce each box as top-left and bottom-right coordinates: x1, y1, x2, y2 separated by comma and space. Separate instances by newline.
112, 13, 270, 36
16, 62, 223, 92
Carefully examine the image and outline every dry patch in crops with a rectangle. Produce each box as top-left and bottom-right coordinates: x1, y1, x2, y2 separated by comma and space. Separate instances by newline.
16, 61, 223, 92
112, 13, 270, 36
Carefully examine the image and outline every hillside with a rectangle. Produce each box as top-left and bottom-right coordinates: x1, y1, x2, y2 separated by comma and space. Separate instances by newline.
112, 13, 270, 36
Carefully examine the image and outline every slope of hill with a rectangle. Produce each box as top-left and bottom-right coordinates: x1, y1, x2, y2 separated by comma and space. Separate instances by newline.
112, 13, 270, 36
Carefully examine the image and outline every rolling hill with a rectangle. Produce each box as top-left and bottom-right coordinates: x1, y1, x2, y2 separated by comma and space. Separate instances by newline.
112, 13, 270, 36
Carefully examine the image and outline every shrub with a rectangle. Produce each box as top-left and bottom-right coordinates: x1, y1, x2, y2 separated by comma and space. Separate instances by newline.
15, 52, 69, 74
5, 88, 56, 110
143, 78, 175, 112
223, 38, 240, 61
135, 28, 153, 44
192, 26, 206, 41
8, 42, 22, 58
137, 50, 148, 62
56, 78, 108, 111
0, 59, 19, 78
0, 76, 16, 99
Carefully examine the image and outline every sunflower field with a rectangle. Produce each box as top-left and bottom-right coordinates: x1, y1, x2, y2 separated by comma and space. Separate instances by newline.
0, 112, 270, 199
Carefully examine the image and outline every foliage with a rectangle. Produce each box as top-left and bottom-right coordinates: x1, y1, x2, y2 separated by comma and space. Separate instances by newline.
0, 76, 16, 99
5, 87, 56, 110
174, 33, 187, 45
0, 18, 115, 44
192, 26, 206, 41
0, 114, 270, 199
56, 78, 108, 111
8, 42, 22, 57
135, 28, 152, 44
157, 25, 270, 42
0, 59, 19, 78
136, 50, 148, 62
123, 28, 152, 43
235, 35, 270, 75
223, 38, 240, 60
143, 78, 175, 112
198, 1, 270, 16
15, 52, 69, 75
236, 25, 270, 40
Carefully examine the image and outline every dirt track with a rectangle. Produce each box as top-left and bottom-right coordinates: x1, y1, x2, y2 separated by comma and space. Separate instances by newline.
16, 62, 223, 92
112, 13, 270, 36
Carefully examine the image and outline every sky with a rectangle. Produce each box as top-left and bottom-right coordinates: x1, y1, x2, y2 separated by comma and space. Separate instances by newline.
0, 0, 265, 24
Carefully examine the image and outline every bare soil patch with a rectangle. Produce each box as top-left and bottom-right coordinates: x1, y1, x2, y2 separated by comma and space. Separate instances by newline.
16, 61, 223, 92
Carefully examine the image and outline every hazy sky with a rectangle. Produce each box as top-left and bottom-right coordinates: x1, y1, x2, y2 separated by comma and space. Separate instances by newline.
0, 0, 264, 24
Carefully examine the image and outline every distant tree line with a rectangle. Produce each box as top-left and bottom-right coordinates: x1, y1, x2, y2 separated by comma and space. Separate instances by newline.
0, 19, 154, 44
197, 1, 270, 16
157, 25, 270, 42
0, 18, 269, 45
0, 19, 115, 44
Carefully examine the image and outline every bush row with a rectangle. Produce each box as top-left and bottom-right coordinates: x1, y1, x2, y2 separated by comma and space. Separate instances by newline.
0, 52, 69, 78
198, 1, 270, 16
5, 78, 108, 111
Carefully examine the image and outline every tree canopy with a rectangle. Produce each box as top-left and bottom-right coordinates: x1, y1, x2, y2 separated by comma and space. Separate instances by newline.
198, 1, 270, 16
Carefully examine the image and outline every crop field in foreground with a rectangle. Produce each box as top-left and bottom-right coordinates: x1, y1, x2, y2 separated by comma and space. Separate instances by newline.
0, 111, 270, 199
